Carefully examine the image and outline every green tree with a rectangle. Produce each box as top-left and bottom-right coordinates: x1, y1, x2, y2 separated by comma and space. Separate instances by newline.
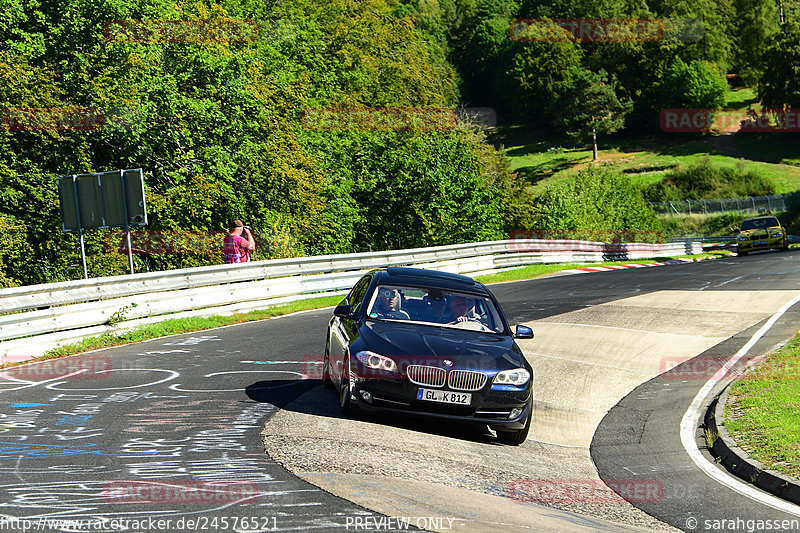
658, 58, 727, 108
551, 69, 632, 161
733, 0, 782, 85
505, 28, 585, 115
759, 20, 800, 108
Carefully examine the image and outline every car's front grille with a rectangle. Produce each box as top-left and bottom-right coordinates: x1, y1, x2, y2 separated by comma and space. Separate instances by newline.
448, 370, 488, 391
406, 365, 446, 387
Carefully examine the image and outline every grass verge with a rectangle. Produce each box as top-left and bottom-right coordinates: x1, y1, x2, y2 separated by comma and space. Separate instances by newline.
723, 333, 800, 479
2, 252, 728, 367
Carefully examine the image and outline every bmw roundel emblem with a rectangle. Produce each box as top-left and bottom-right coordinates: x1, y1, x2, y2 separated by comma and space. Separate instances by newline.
443, 359, 453, 367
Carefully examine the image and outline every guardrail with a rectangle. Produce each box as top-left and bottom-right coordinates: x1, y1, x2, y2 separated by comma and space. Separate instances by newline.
0, 238, 701, 360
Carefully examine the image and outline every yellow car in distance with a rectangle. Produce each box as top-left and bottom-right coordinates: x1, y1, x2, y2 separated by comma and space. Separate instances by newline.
736, 216, 788, 256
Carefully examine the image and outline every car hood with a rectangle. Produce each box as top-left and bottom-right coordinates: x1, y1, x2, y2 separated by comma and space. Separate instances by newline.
360, 320, 527, 372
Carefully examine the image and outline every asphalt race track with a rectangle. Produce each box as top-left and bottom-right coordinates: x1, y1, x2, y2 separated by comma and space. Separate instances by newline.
2, 250, 800, 532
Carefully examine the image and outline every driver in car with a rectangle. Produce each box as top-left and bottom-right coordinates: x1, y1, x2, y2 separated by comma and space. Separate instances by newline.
372, 288, 410, 320
442, 295, 472, 323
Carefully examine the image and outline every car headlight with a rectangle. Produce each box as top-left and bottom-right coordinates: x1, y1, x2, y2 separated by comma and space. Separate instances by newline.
493, 368, 531, 386
354, 351, 398, 372
737, 235, 749, 241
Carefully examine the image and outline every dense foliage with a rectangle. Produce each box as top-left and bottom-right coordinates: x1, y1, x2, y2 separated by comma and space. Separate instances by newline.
532, 166, 662, 239
2, 0, 799, 286
644, 157, 776, 201
0, 0, 524, 286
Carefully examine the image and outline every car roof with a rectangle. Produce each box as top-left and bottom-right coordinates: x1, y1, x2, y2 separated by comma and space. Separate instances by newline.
374, 267, 486, 293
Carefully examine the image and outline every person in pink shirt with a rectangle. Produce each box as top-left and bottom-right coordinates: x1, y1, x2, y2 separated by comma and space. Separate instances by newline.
222, 219, 255, 263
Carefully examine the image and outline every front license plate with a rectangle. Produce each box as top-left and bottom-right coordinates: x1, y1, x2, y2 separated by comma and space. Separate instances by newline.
754, 239, 767, 245
417, 388, 471, 405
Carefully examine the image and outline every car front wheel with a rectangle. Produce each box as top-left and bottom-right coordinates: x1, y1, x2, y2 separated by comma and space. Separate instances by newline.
323, 342, 334, 389
339, 352, 352, 414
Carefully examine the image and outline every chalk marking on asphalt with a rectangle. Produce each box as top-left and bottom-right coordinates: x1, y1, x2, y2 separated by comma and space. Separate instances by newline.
0, 369, 89, 391
714, 275, 743, 289
680, 291, 800, 516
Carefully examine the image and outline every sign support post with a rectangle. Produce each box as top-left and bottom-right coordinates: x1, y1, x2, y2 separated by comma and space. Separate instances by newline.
120, 170, 134, 275
71, 174, 88, 279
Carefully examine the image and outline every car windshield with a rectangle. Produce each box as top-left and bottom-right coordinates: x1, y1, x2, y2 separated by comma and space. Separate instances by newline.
365, 285, 505, 334
741, 218, 779, 230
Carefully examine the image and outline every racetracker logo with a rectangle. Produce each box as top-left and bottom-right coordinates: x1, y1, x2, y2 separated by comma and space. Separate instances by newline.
104, 230, 226, 255
103, 19, 260, 43
0, 107, 104, 132
0, 107, 142, 132
303, 107, 457, 132
301, 107, 497, 132
1, 355, 112, 380
508, 229, 664, 248
104, 481, 258, 504
660, 355, 749, 381
660, 108, 800, 133
304, 354, 510, 381
508, 478, 663, 504
509, 18, 703, 43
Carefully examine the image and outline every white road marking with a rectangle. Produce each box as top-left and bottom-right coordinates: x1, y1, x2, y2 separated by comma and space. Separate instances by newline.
680, 291, 800, 516
44, 369, 179, 391
169, 370, 304, 392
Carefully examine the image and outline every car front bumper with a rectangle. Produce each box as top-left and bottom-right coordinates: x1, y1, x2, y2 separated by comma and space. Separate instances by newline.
348, 376, 533, 430
737, 235, 785, 253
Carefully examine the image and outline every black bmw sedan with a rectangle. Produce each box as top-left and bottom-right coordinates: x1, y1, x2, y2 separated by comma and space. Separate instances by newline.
323, 267, 534, 445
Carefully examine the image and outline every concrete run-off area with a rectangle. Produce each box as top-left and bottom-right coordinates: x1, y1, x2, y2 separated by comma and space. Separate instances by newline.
262, 290, 799, 532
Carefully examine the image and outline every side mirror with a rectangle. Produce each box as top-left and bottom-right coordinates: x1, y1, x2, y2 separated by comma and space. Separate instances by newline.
333, 303, 354, 319
513, 325, 534, 339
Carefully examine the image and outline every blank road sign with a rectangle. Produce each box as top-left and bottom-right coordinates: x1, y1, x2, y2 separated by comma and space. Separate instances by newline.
58, 169, 147, 231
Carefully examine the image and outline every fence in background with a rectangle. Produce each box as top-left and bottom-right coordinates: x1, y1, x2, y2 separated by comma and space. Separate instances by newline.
649, 193, 798, 216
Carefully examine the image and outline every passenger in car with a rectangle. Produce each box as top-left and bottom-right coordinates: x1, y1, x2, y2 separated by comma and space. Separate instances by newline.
371, 288, 410, 320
